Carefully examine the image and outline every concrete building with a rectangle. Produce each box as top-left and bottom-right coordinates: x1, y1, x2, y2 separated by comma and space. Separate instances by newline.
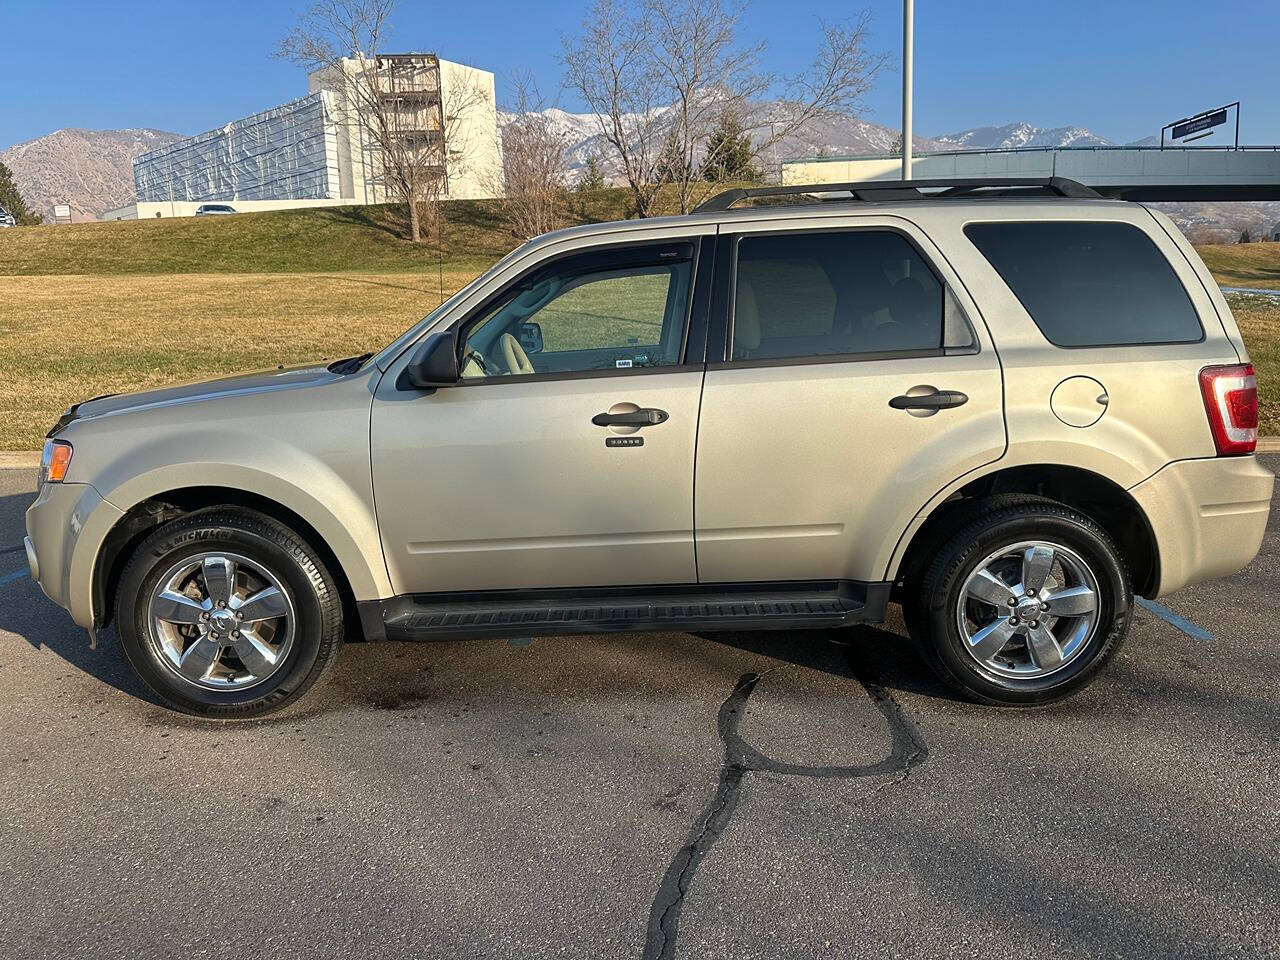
104, 54, 502, 220
783, 145, 1280, 193
308, 54, 503, 206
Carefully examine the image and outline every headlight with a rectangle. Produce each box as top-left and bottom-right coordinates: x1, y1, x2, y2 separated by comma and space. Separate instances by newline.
38, 439, 73, 485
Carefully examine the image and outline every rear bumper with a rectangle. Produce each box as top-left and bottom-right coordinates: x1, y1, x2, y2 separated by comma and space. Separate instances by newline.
24, 481, 122, 628
1129, 455, 1274, 596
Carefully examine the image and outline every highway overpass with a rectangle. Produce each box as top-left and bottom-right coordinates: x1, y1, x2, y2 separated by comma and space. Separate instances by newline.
783, 146, 1280, 197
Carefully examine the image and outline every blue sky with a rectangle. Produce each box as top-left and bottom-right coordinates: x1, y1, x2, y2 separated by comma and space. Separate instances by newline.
2, 0, 1277, 148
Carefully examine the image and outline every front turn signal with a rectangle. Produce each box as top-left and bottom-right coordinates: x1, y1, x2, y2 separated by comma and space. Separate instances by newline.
39, 439, 73, 485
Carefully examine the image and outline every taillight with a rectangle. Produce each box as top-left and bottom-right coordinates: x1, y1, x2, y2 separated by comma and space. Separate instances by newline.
1199, 364, 1258, 456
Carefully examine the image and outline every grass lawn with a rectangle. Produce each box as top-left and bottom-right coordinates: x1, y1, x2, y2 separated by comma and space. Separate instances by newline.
0, 272, 470, 449
1, 198, 1279, 448
1197, 243, 1280, 290
0, 190, 649, 277
1230, 294, 1280, 435
0, 203, 510, 276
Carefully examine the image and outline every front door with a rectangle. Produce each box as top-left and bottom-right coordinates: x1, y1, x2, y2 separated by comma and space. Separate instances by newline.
694, 217, 1006, 586
371, 238, 710, 595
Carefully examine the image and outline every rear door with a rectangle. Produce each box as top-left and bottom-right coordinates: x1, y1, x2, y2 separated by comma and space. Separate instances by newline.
693, 214, 1006, 586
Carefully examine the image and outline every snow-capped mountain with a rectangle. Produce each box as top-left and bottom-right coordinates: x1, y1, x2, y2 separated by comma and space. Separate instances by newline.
500, 105, 948, 182
933, 121, 1112, 150
502, 109, 1147, 184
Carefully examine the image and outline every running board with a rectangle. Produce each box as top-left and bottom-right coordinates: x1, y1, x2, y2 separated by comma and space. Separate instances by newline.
364, 581, 890, 642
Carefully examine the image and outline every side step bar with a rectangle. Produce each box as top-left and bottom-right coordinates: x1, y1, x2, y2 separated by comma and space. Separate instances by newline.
363, 581, 890, 642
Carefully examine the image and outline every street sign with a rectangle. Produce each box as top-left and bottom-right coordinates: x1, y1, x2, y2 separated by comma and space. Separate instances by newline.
52, 204, 72, 224
1171, 109, 1228, 140
1161, 102, 1240, 151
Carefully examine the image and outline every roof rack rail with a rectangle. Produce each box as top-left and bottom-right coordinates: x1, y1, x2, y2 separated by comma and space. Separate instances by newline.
1089, 184, 1280, 202
692, 176, 1102, 213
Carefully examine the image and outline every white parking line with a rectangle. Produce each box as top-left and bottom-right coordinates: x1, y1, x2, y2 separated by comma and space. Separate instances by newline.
1135, 596, 1214, 642
0, 568, 28, 588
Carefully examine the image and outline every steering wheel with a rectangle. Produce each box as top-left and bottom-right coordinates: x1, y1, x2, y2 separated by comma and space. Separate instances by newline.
498, 333, 537, 375
461, 346, 491, 378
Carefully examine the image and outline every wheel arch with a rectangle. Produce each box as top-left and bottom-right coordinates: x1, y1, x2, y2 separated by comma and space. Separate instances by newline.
92, 482, 388, 638
893, 463, 1160, 599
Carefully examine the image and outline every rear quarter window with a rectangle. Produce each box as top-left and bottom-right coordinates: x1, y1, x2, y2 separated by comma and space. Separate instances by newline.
964, 221, 1202, 347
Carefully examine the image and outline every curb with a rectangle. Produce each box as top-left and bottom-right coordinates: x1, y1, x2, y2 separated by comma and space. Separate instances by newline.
0, 452, 39, 469
3, 439, 1280, 469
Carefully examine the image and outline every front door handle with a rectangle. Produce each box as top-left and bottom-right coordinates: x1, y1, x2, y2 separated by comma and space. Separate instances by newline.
592, 407, 669, 427
889, 389, 969, 411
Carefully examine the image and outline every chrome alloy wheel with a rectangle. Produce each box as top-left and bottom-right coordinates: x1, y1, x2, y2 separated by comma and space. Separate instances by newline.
956, 540, 1101, 679
146, 552, 295, 690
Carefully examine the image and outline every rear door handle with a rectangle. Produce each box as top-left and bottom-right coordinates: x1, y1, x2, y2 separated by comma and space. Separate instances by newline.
889, 389, 969, 411
592, 407, 669, 427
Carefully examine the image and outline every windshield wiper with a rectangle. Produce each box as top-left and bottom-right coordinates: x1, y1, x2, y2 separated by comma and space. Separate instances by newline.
327, 352, 374, 375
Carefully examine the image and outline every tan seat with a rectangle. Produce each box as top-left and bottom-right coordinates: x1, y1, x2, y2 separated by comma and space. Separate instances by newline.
734, 280, 762, 356
498, 333, 536, 375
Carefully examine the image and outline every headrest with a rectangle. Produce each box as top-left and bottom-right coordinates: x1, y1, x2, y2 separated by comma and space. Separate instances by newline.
735, 279, 761, 351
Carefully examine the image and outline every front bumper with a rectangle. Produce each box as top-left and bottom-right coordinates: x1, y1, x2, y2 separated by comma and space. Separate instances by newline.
1129, 455, 1275, 596
24, 481, 122, 628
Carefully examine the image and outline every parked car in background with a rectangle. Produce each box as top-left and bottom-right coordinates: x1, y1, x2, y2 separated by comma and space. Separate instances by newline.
24, 177, 1272, 717
194, 203, 236, 216
0, 206, 16, 227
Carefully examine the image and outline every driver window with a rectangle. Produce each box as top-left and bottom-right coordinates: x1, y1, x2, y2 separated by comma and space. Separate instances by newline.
460, 258, 692, 379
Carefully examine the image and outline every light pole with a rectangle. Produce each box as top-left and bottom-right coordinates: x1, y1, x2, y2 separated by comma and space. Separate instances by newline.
902, 0, 913, 181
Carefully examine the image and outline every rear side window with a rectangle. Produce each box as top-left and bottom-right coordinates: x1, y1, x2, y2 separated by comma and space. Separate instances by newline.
965, 221, 1201, 346
732, 230, 948, 361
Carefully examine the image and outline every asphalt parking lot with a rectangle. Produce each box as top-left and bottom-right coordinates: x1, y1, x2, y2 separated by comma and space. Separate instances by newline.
1, 462, 1278, 960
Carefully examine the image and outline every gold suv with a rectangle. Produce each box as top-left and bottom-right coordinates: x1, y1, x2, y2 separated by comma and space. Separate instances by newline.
24, 178, 1274, 716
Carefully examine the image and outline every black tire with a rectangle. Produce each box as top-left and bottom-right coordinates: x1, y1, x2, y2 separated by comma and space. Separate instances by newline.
910, 496, 1131, 706
115, 508, 343, 718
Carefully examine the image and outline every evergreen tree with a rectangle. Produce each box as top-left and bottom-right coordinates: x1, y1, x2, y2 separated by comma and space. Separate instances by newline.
0, 162, 41, 225
701, 111, 758, 183
655, 130, 692, 185
576, 153, 606, 191
1240, 229, 1253, 244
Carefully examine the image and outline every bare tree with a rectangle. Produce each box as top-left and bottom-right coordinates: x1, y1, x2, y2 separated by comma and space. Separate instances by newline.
562, 0, 668, 217
495, 72, 570, 239
279, 0, 487, 242
563, 0, 886, 216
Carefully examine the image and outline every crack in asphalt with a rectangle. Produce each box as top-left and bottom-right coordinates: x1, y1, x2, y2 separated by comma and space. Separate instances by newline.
642, 654, 929, 960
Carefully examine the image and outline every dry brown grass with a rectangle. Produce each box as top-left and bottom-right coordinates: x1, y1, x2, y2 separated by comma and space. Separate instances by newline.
0, 271, 478, 449
4, 268, 1280, 450
1196, 243, 1280, 290
1230, 295, 1280, 435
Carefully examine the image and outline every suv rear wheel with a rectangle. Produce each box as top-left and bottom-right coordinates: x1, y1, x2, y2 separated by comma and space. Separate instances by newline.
912, 498, 1131, 706
115, 508, 343, 718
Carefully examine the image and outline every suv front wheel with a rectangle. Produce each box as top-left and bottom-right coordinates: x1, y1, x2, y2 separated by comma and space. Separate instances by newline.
913, 498, 1132, 706
115, 508, 344, 717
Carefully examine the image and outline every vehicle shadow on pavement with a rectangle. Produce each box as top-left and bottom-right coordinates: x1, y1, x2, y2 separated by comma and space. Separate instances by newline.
0, 489, 32, 545
0, 587, 158, 706
0, 486, 156, 703
705, 622, 963, 704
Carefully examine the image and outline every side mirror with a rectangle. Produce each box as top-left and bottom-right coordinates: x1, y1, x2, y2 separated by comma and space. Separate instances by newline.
518, 321, 544, 354
404, 330, 460, 389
